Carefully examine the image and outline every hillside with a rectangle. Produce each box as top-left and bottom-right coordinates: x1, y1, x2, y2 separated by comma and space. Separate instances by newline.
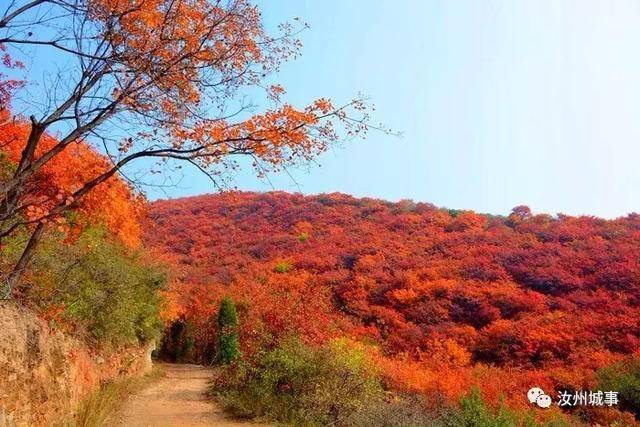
146, 191, 640, 423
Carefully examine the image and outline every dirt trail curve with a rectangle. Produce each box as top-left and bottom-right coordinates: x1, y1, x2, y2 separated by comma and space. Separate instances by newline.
115, 363, 258, 427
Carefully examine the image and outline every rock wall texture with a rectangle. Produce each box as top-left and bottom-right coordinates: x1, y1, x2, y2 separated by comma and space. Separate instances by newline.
0, 302, 154, 426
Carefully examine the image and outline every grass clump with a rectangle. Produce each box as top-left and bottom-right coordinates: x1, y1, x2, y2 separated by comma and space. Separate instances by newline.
73, 367, 164, 427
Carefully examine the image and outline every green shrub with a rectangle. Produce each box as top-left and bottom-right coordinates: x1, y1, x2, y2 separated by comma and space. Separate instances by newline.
443, 389, 518, 427
273, 261, 293, 273
213, 337, 383, 425
297, 232, 310, 242
32, 226, 165, 345
597, 357, 640, 418
216, 297, 240, 364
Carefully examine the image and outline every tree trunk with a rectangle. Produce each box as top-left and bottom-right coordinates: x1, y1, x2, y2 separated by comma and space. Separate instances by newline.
4, 221, 45, 297
0, 122, 45, 223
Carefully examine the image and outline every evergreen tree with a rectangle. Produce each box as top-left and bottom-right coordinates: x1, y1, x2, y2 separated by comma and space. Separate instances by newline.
216, 297, 240, 364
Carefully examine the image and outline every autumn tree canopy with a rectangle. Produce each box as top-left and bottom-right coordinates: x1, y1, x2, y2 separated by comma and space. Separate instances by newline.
0, 115, 144, 247
0, 0, 378, 289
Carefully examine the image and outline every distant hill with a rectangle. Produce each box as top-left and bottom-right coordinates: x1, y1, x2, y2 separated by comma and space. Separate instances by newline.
145, 191, 640, 411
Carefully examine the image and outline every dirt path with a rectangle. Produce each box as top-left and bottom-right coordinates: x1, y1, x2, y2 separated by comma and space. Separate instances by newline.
115, 363, 256, 426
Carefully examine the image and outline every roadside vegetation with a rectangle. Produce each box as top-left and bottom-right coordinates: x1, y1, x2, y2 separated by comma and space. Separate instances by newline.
211, 336, 568, 426
202, 298, 568, 426
22, 226, 165, 346
73, 367, 165, 427
0, 116, 166, 348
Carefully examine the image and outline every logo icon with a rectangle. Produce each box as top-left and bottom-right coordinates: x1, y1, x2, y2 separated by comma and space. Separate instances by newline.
527, 387, 552, 408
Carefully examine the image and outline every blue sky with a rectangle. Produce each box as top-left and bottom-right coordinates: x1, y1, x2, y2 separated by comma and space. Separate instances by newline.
148, 0, 640, 218
14, 0, 640, 218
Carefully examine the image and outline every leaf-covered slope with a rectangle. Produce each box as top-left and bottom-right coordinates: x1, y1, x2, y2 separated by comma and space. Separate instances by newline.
146, 191, 640, 369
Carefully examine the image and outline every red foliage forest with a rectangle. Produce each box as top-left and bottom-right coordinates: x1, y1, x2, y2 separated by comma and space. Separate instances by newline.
0, 110, 144, 247
146, 191, 640, 421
